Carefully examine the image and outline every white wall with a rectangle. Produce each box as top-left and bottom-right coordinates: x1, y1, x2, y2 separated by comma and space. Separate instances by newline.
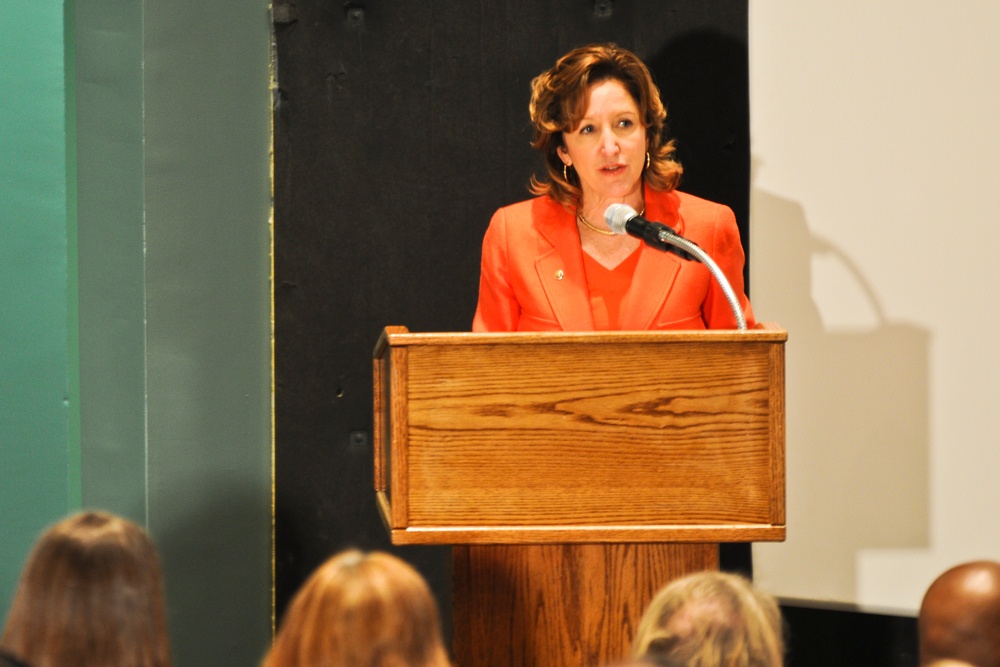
750, 1, 1000, 614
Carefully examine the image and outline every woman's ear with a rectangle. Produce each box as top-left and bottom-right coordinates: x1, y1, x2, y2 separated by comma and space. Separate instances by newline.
556, 144, 570, 166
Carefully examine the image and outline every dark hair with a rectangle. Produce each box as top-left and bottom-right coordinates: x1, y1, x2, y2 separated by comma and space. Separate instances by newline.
528, 43, 682, 206
0, 511, 170, 667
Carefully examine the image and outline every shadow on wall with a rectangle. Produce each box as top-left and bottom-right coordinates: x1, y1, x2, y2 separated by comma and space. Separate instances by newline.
750, 164, 930, 605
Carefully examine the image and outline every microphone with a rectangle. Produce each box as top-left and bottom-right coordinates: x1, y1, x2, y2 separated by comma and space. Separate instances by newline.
604, 203, 697, 260
603, 203, 748, 330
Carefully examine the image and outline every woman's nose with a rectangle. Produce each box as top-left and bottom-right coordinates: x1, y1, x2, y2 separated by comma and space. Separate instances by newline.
601, 130, 619, 155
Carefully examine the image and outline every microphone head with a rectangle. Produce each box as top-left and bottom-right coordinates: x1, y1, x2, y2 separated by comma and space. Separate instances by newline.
604, 203, 638, 235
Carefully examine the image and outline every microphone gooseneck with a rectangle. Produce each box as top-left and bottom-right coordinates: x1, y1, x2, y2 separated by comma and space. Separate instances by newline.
604, 203, 748, 331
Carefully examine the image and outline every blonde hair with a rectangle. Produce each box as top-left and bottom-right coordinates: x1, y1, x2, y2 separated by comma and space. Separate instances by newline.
0, 511, 170, 667
263, 549, 450, 667
632, 571, 783, 667
528, 42, 683, 207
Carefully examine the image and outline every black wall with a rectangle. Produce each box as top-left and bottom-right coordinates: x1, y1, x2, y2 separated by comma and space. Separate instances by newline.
781, 602, 918, 667
272, 0, 751, 635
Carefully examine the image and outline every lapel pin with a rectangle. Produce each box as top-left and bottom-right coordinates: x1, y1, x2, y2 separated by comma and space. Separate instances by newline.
555, 270, 565, 280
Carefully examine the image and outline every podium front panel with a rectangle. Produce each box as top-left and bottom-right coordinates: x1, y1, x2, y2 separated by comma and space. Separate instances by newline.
373, 328, 786, 544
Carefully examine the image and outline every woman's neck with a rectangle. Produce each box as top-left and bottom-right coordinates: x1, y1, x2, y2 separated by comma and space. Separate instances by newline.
578, 189, 645, 225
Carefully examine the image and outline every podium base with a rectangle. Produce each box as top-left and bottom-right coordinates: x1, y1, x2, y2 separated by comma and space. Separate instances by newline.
453, 542, 719, 667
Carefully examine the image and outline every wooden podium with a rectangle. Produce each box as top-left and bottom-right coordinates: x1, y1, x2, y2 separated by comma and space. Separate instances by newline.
373, 325, 786, 667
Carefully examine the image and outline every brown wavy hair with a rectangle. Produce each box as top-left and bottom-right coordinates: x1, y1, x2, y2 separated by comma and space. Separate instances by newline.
632, 571, 784, 667
528, 43, 683, 207
0, 511, 170, 667
263, 549, 450, 667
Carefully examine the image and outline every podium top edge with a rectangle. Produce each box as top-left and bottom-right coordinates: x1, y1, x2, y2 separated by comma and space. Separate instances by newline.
375, 323, 787, 349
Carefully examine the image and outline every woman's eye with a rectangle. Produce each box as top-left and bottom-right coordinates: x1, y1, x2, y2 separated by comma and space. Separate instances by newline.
579, 124, 595, 135
618, 118, 634, 128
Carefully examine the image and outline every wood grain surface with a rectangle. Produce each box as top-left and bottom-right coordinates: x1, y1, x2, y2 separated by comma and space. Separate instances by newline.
374, 326, 786, 543
453, 543, 719, 667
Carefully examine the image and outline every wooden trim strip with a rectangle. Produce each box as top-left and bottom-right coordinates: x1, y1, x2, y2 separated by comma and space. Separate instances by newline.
385, 325, 787, 348
389, 345, 409, 529
770, 339, 787, 527
390, 523, 786, 545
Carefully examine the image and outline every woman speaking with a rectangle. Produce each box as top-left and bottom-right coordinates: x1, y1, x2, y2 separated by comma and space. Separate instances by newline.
473, 43, 754, 332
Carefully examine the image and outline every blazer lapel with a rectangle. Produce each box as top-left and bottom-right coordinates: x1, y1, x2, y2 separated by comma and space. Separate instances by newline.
619, 188, 686, 330
532, 199, 595, 331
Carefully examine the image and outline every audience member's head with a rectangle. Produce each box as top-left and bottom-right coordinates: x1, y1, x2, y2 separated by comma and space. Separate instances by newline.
0, 510, 169, 667
263, 549, 449, 667
631, 570, 783, 667
919, 560, 1000, 667
0, 648, 31, 667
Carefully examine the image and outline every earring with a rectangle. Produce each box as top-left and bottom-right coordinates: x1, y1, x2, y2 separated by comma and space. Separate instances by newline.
645, 152, 651, 170
563, 163, 572, 182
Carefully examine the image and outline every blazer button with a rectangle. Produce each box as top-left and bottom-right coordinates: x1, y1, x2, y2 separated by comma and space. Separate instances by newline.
555, 270, 564, 280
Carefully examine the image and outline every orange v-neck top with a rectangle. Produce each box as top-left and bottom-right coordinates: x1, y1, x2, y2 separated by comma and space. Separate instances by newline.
581, 247, 642, 330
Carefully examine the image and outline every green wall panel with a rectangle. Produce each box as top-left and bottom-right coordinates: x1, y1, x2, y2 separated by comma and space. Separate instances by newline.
74, 0, 273, 662
3, 0, 272, 662
75, 0, 148, 522
141, 1, 272, 659
0, 0, 79, 620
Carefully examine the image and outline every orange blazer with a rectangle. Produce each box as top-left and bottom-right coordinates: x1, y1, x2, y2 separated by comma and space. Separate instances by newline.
472, 185, 755, 332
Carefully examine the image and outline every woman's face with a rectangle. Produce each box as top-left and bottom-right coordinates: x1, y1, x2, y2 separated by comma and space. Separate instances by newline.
557, 79, 647, 209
